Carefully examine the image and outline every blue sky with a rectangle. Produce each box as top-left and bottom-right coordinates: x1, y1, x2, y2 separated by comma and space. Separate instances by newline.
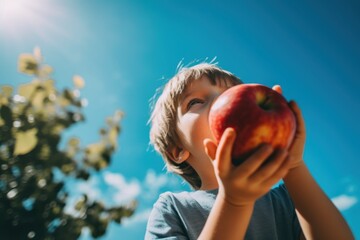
0, 0, 359, 239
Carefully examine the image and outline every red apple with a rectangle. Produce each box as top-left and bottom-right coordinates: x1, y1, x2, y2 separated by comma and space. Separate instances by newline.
209, 84, 296, 165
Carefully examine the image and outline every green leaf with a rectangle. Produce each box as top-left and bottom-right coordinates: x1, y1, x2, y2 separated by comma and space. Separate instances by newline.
0, 85, 13, 106
18, 54, 38, 75
61, 162, 76, 174
85, 143, 105, 162
42, 79, 55, 92
18, 81, 38, 100
38, 65, 53, 79
32, 90, 46, 108
108, 127, 119, 148
51, 124, 65, 135
74, 196, 87, 211
1, 85, 13, 98
0, 50, 134, 239
0, 117, 4, 127
66, 137, 80, 157
13, 128, 38, 155
39, 144, 51, 160
73, 75, 85, 89
0, 105, 12, 126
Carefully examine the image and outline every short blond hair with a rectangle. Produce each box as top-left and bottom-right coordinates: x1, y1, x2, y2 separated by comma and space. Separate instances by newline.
149, 63, 242, 189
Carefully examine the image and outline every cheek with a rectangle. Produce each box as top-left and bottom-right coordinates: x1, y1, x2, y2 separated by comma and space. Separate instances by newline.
178, 113, 212, 151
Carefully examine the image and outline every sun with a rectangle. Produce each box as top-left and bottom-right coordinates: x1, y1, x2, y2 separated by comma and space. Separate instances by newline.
0, 0, 32, 26
0, 0, 39, 39
0, 0, 65, 42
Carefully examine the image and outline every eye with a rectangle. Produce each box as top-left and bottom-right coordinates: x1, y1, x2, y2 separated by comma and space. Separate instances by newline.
187, 98, 204, 110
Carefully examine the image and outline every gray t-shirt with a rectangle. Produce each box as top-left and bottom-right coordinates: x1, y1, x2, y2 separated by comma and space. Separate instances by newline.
145, 184, 301, 240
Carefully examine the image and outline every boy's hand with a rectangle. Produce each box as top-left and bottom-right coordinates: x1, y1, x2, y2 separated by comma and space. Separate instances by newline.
287, 100, 306, 169
272, 85, 306, 170
204, 128, 291, 207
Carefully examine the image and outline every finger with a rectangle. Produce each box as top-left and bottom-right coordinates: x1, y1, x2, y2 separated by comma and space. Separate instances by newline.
262, 156, 292, 189
289, 100, 306, 135
216, 128, 236, 174
203, 138, 217, 161
272, 85, 282, 95
234, 144, 274, 178
250, 149, 288, 183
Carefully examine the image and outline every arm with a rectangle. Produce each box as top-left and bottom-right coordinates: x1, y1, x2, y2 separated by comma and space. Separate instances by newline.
284, 101, 354, 239
284, 164, 354, 240
200, 128, 291, 240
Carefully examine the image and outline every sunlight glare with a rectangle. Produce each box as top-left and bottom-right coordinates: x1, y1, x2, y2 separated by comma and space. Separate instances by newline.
0, 0, 69, 44
0, 0, 30, 25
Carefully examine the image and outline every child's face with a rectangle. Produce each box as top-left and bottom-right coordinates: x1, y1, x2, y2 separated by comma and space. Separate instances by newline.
176, 76, 234, 170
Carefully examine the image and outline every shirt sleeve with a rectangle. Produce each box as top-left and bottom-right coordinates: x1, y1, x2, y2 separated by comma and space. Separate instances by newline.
145, 193, 188, 240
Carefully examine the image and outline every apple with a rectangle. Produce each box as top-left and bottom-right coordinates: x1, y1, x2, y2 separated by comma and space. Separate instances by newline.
209, 84, 296, 165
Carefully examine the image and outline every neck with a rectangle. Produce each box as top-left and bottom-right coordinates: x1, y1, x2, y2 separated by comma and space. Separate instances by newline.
187, 155, 219, 191
198, 172, 219, 190
200, 181, 219, 191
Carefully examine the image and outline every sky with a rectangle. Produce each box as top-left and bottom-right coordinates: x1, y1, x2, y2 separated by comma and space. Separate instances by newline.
0, 0, 359, 239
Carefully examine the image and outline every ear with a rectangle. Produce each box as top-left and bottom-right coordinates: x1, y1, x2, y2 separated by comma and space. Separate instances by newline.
169, 146, 190, 164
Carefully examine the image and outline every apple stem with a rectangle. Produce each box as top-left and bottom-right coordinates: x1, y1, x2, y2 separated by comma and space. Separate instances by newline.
259, 96, 272, 110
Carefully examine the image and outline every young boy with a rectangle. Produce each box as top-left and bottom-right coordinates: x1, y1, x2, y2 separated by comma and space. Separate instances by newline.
145, 63, 353, 239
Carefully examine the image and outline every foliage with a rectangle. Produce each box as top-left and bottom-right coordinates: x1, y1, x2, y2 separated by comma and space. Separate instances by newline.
0, 48, 136, 239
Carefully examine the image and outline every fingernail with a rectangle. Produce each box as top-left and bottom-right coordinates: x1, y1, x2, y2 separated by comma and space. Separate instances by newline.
226, 128, 235, 136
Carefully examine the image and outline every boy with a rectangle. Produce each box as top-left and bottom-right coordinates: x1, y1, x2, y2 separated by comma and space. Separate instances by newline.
145, 63, 353, 239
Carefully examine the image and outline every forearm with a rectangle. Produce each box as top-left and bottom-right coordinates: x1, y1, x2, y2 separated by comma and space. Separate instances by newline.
198, 192, 254, 240
284, 163, 354, 239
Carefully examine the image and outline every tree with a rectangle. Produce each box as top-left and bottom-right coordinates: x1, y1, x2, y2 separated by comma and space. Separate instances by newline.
0, 48, 136, 239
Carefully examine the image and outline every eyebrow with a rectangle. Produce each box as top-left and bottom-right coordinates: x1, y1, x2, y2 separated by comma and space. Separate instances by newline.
181, 88, 194, 102
178, 89, 193, 110
178, 78, 217, 109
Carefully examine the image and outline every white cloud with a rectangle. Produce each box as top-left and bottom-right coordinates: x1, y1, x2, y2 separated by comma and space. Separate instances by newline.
65, 177, 101, 216
122, 208, 152, 227
75, 177, 101, 200
142, 169, 182, 200
332, 194, 358, 211
144, 169, 168, 190
120, 170, 187, 229
66, 171, 141, 216
66, 169, 186, 231
104, 171, 141, 204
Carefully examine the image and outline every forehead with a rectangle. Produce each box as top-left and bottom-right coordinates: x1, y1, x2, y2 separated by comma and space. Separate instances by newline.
162, 66, 242, 111
178, 75, 236, 101
180, 76, 215, 99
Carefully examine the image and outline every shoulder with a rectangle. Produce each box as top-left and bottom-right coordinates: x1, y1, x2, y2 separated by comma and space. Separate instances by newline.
154, 190, 215, 209
148, 191, 185, 220
153, 191, 193, 210
145, 191, 193, 239
145, 190, 214, 239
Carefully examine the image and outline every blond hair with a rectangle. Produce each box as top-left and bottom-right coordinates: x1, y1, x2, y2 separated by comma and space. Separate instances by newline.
149, 63, 242, 189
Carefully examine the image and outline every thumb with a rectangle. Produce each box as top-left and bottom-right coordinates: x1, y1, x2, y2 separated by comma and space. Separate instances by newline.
272, 85, 282, 95
203, 138, 217, 161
